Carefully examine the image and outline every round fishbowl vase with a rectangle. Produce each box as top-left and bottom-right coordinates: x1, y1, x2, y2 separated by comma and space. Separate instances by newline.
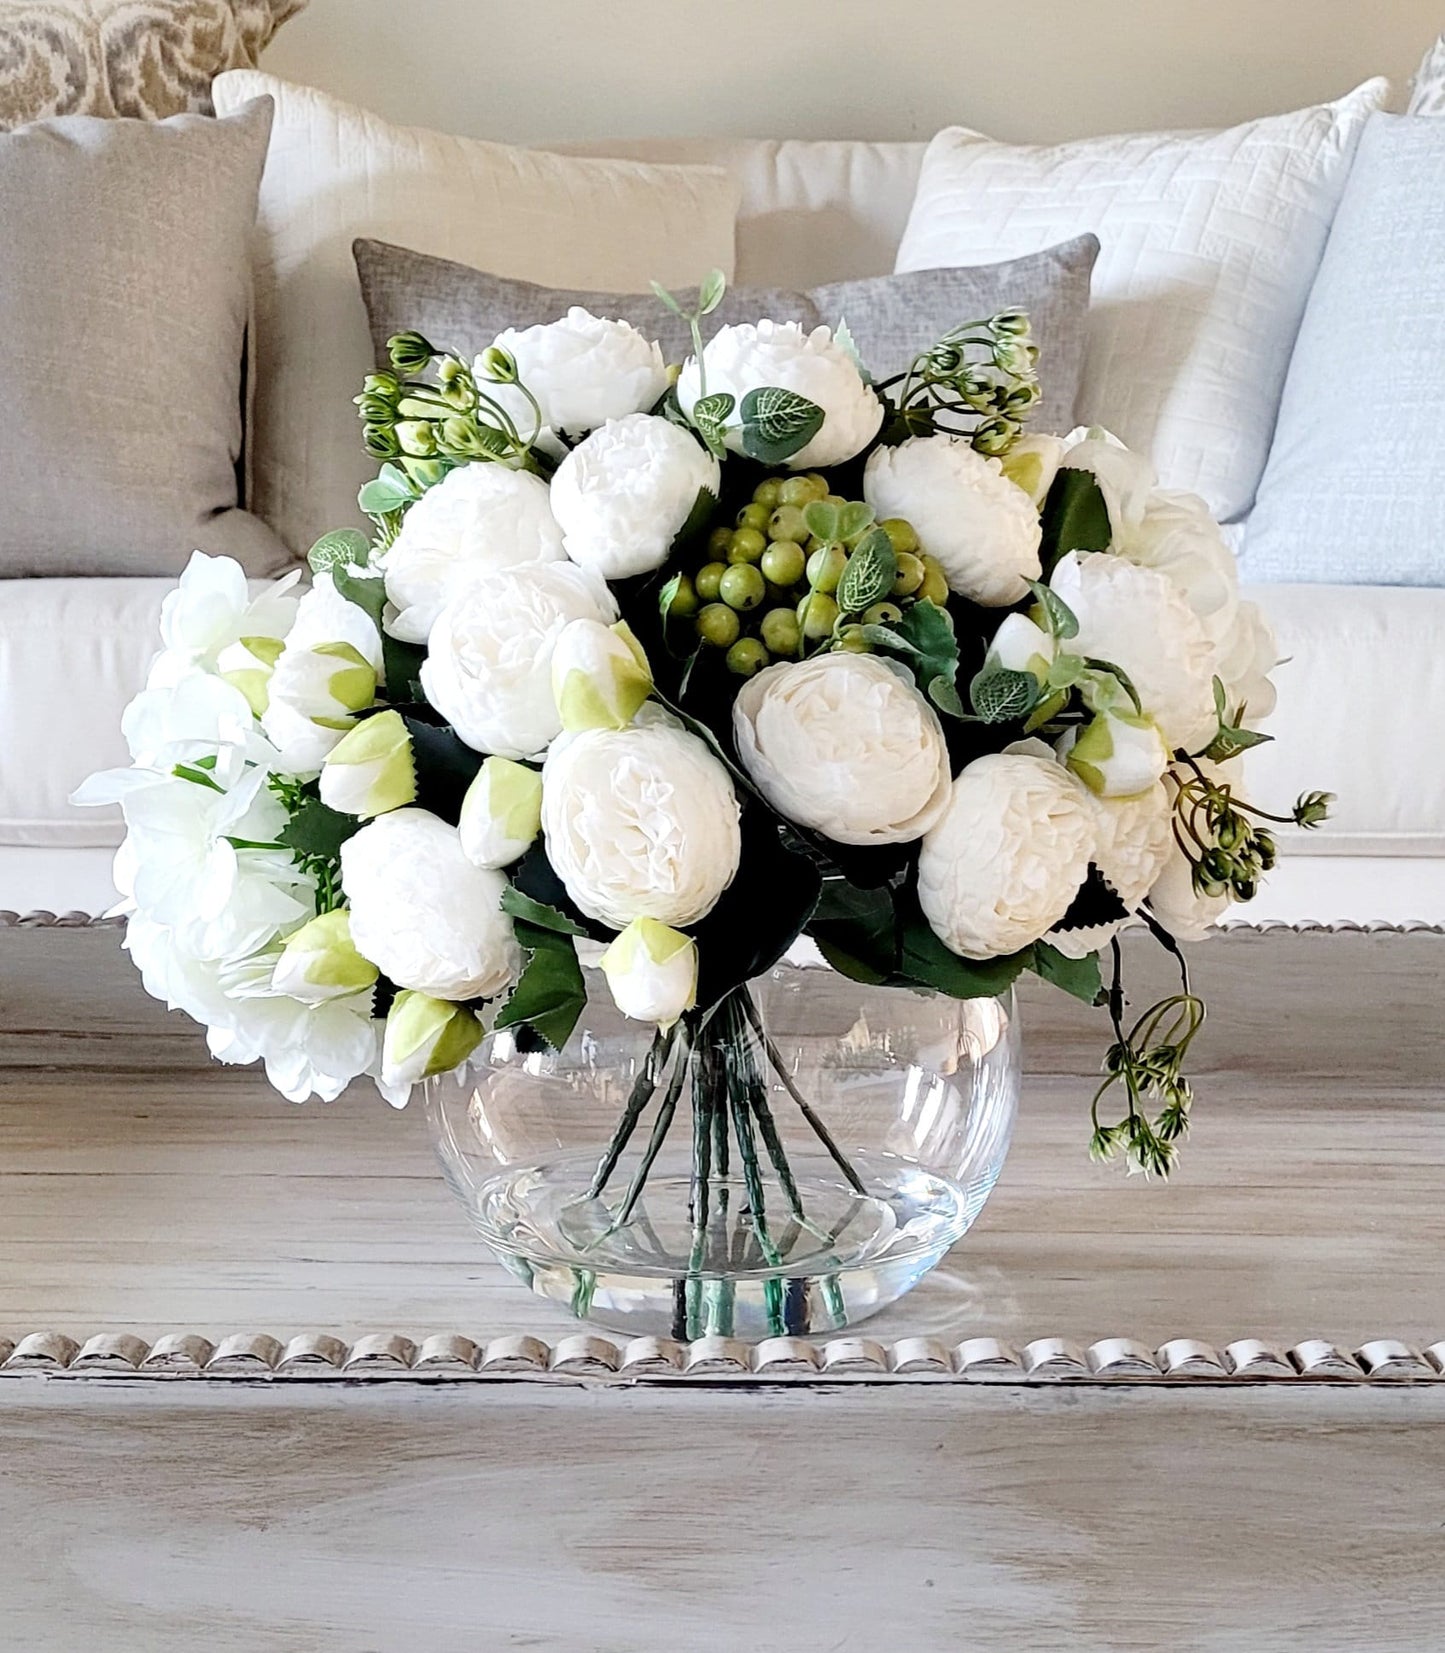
426, 961, 1019, 1339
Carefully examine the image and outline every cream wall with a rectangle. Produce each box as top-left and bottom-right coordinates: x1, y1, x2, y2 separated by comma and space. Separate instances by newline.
268, 0, 1436, 143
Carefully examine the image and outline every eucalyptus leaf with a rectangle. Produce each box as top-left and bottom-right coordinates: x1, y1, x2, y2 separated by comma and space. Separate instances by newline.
927, 675, 968, 719
307, 528, 371, 575
1025, 578, 1080, 642
356, 462, 415, 518
838, 501, 876, 543
697, 268, 727, 316
738, 386, 825, 466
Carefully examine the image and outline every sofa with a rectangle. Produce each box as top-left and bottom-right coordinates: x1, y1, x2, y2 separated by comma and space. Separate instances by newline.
4, 111, 1443, 926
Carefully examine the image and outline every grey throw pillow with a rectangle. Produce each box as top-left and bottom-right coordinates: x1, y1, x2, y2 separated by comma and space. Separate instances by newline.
353, 234, 1099, 438
0, 95, 291, 577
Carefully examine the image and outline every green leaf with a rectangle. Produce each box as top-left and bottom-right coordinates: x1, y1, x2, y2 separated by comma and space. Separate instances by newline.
927, 675, 968, 719
308, 528, 371, 575
1203, 673, 1275, 763
969, 665, 1040, 724
650, 280, 685, 318
279, 796, 360, 861
493, 922, 587, 1051
356, 462, 415, 518
803, 500, 842, 543
898, 905, 1033, 1000
381, 634, 427, 704
1039, 466, 1112, 573
500, 887, 589, 937
697, 268, 727, 316
1025, 578, 1080, 642
870, 597, 962, 706
808, 878, 897, 986
738, 386, 825, 466
838, 501, 876, 543
833, 316, 873, 385
689, 391, 734, 458
399, 715, 484, 823
671, 485, 718, 553
331, 567, 387, 632
1032, 942, 1104, 1005
836, 527, 897, 615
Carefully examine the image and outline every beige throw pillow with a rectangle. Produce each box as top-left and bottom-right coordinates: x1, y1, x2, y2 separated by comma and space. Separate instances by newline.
212, 71, 740, 558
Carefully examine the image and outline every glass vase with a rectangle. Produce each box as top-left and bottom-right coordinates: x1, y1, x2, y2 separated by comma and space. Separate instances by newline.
426, 959, 1019, 1339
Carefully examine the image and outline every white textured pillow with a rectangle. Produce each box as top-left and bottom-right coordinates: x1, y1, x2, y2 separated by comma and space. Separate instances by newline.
896, 81, 1387, 523
211, 72, 739, 556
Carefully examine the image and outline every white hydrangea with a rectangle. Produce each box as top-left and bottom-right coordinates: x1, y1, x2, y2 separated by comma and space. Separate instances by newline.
732, 654, 951, 845
379, 463, 564, 645
480, 308, 669, 441
550, 414, 720, 580
420, 563, 619, 760
918, 752, 1096, 959
864, 435, 1042, 607
677, 320, 883, 470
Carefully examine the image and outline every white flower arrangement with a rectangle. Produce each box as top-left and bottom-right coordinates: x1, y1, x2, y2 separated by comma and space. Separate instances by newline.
79, 282, 1330, 1179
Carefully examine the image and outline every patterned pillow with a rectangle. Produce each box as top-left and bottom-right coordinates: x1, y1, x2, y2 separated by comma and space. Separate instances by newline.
0, 0, 305, 127
1409, 33, 1445, 115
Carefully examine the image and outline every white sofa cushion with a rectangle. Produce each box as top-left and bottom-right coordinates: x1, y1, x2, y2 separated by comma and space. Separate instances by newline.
894, 82, 1387, 524
211, 72, 740, 559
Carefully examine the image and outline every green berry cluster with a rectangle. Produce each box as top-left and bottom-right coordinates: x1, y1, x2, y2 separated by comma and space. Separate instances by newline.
665, 473, 949, 677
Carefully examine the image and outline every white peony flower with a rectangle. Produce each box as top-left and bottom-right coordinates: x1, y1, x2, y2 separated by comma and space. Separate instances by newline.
380, 990, 483, 1092
1046, 780, 1173, 959
541, 710, 742, 929
318, 709, 418, 819
1147, 838, 1232, 941
479, 308, 669, 442
550, 414, 720, 580
1050, 551, 1216, 754
261, 574, 384, 777
206, 976, 380, 1103
458, 755, 544, 871
378, 463, 564, 645
864, 435, 1042, 606
551, 618, 653, 734
1213, 599, 1280, 728
421, 563, 618, 760
1062, 707, 1170, 799
918, 751, 1096, 959
599, 917, 699, 1027
1059, 426, 1156, 538
677, 320, 884, 470
341, 808, 522, 1000
271, 908, 379, 1005
1117, 489, 1240, 649
732, 653, 951, 846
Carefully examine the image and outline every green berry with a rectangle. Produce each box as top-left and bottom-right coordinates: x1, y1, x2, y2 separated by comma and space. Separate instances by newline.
862, 601, 903, 626
707, 526, 733, 559
695, 561, 726, 602
917, 555, 950, 606
752, 477, 784, 510
665, 572, 700, 618
760, 608, 801, 655
797, 591, 840, 640
726, 637, 770, 677
777, 476, 816, 508
696, 603, 741, 648
880, 517, 920, 556
801, 474, 831, 501
761, 540, 806, 588
736, 502, 772, 534
892, 552, 925, 598
727, 527, 767, 564
768, 504, 810, 543
806, 544, 848, 594
719, 564, 766, 611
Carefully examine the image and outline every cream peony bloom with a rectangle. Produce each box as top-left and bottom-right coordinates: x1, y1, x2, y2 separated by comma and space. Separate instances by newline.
550, 414, 720, 580
1213, 599, 1280, 727
599, 917, 699, 1027
863, 435, 1042, 606
541, 710, 742, 929
1117, 489, 1240, 649
379, 463, 564, 645
918, 752, 1096, 959
1046, 780, 1174, 959
340, 808, 522, 1000
732, 654, 951, 845
1050, 551, 1216, 754
677, 320, 884, 469
421, 563, 619, 760
480, 308, 669, 440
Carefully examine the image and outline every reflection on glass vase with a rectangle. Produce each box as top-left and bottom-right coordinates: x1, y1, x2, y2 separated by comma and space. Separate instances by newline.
426, 959, 1019, 1339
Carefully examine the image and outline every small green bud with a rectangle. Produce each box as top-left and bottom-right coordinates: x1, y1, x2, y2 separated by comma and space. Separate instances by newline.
477, 345, 519, 384
388, 331, 436, 375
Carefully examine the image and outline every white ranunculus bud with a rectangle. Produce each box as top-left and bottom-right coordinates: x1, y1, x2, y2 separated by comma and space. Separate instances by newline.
458, 755, 543, 870
479, 308, 669, 442
1063, 707, 1169, 799
999, 433, 1068, 507
1117, 488, 1240, 649
318, 709, 417, 819
261, 574, 385, 776
551, 618, 653, 734
1059, 426, 1156, 537
550, 414, 720, 580
216, 633, 285, 717
421, 563, 619, 760
1213, 599, 1280, 729
380, 989, 484, 1091
732, 654, 950, 845
378, 463, 564, 645
599, 917, 699, 1027
918, 752, 1096, 959
863, 435, 1042, 607
541, 710, 742, 929
676, 320, 884, 469
1050, 551, 1216, 754
271, 908, 379, 1005
986, 612, 1055, 683
341, 808, 522, 999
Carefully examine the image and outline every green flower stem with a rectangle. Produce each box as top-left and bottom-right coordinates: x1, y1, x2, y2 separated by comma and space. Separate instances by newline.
723, 1009, 786, 1336
684, 1067, 714, 1341
601, 1027, 693, 1235
587, 1023, 676, 1198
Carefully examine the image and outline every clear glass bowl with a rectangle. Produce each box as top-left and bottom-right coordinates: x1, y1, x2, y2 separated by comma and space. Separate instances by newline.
426, 960, 1019, 1338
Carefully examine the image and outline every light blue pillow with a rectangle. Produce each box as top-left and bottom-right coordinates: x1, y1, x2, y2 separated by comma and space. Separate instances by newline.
1245, 114, 1445, 585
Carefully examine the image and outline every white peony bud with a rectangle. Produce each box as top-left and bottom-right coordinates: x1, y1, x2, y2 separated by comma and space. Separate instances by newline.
380, 989, 484, 1090
598, 917, 699, 1027
676, 320, 884, 469
261, 573, 385, 776
341, 808, 522, 1000
918, 752, 1096, 959
458, 755, 543, 870
318, 709, 417, 819
998, 433, 1068, 507
541, 710, 742, 929
986, 612, 1055, 682
271, 908, 379, 1005
864, 435, 1042, 606
550, 414, 720, 580
551, 618, 653, 734
1063, 707, 1169, 799
732, 653, 951, 845
420, 563, 619, 760
378, 463, 564, 645
478, 308, 669, 440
